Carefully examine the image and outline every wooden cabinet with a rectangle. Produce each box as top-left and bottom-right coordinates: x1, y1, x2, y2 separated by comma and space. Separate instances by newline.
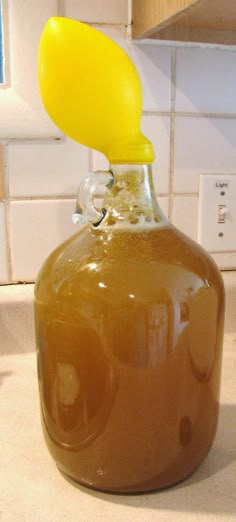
132, 0, 236, 45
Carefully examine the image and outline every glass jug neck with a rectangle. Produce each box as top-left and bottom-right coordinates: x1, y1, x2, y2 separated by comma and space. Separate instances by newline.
110, 163, 154, 191
103, 163, 165, 229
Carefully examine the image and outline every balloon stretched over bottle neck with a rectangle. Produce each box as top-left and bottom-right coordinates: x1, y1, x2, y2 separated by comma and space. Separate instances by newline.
38, 17, 155, 165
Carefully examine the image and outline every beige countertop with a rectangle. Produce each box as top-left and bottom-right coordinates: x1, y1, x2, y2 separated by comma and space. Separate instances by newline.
0, 333, 236, 522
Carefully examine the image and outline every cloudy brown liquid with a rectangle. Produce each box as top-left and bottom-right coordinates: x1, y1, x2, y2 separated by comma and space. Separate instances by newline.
35, 224, 224, 492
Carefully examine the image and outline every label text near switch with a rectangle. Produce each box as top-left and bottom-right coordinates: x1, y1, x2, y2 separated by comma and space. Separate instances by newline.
216, 182, 229, 189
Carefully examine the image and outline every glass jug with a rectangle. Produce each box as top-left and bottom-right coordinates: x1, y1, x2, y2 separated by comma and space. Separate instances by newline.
34, 163, 224, 493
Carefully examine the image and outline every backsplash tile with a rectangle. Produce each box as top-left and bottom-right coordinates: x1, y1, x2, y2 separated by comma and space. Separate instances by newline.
127, 44, 172, 112
10, 200, 76, 281
0, 146, 5, 200
141, 115, 170, 194
65, 0, 128, 24
176, 48, 236, 114
174, 117, 236, 193
158, 197, 169, 218
8, 139, 89, 197
0, 203, 9, 281
172, 196, 198, 240
211, 252, 236, 271
92, 151, 109, 172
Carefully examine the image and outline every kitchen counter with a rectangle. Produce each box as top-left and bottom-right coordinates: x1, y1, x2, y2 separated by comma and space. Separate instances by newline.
0, 333, 236, 522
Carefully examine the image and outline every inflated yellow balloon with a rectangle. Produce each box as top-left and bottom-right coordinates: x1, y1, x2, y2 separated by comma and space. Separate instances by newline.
38, 17, 154, 164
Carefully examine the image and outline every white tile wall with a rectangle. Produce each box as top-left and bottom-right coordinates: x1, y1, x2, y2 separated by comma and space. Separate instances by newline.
211, 252, 236, 271
1, 0, 236, 283
0, 147, 4, 199
176, 48, 236, 114
92, 151, 109, 172
127, 43, 172, 112
172, 196, 198, 240
10, 200, 76, 281
8, 139, 89, 197
0, 203, 9, 281
158, 197, 169, 218
141, 115, 170, 194
65, 0, 128, 24
174, 117, 236, 193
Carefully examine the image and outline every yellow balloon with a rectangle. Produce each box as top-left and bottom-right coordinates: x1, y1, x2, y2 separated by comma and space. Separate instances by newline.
38, 17, 154, 164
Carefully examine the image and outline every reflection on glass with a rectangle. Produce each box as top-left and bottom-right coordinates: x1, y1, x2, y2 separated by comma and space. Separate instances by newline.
98, 281, 107, 289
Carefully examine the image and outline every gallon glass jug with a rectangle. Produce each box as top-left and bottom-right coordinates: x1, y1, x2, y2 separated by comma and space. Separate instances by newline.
35, 163, 224, 493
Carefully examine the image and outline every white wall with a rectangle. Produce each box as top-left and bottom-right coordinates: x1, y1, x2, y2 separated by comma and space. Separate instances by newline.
0, 0, 236, 282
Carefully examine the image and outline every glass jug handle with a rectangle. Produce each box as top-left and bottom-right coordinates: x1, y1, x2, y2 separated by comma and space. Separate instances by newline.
72, 170, 114, 227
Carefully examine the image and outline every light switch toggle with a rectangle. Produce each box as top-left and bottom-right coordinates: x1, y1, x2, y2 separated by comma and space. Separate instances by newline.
218, 205, 227, 223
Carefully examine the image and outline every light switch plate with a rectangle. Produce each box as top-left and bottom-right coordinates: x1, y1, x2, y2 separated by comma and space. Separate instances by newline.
198, 174, 236, 260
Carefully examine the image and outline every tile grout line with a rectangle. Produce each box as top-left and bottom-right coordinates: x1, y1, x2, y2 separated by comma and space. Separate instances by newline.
142, 111, 236, 119
0, 145, 9, 283
172, 192, 198, 197
8, 195, 77, 202
2, 145, 13, 282
90, 22, 126, 30
6, 193, 171, 202
126, 0, 132, 39
89, 149, 94, 172
58, 0, 65, 16
169, 48, 177, 221
0, 146, 4, 199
